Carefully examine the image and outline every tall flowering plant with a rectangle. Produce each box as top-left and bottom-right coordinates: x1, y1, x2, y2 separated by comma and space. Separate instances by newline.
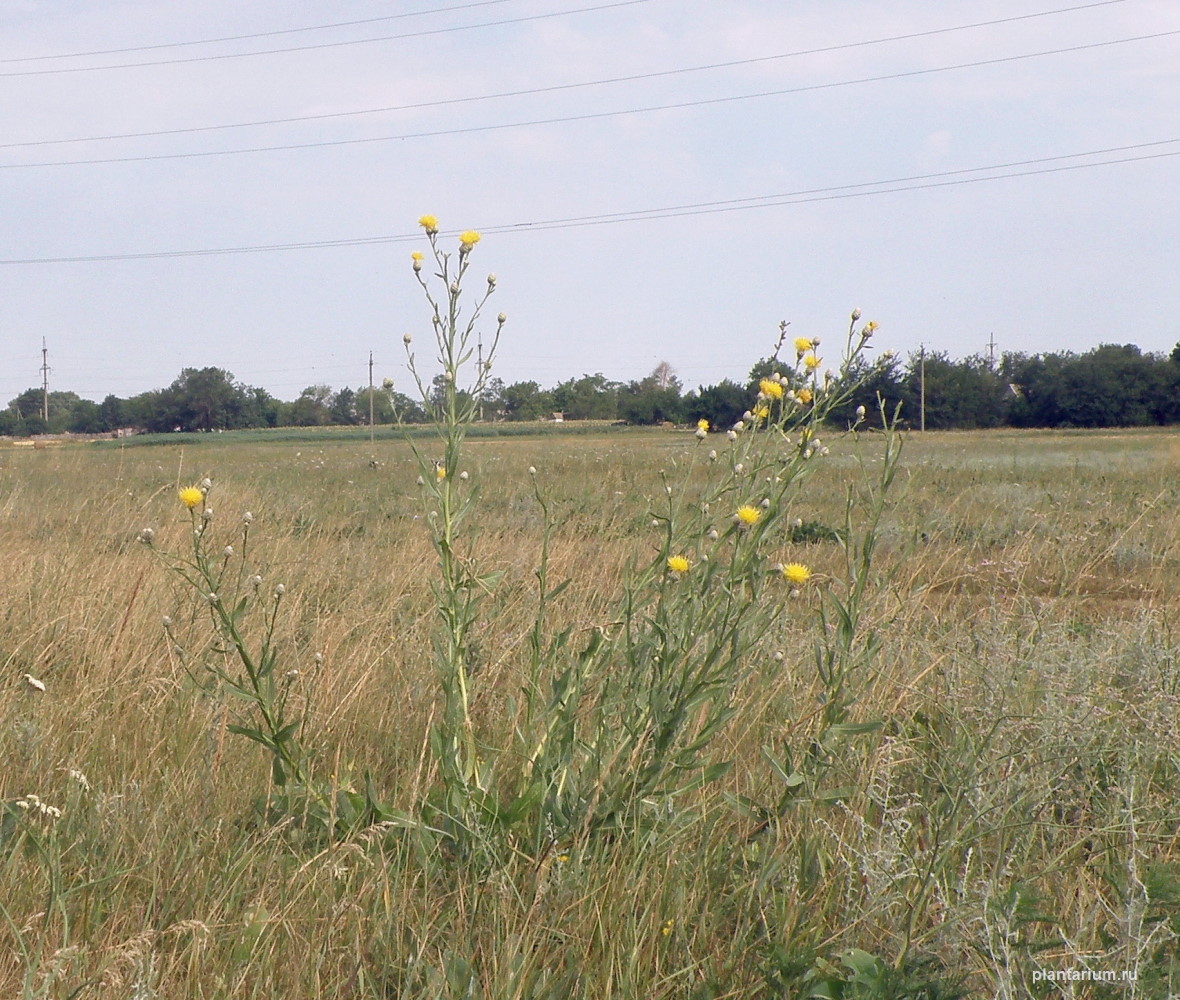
403, 217, 506, 845
405, 219, 898, 859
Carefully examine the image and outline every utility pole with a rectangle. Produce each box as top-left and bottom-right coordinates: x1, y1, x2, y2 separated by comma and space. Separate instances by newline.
40, 338, 50, 422
919, 344, 927, 432
987, 332, 997, 370
368, 351, 375, 445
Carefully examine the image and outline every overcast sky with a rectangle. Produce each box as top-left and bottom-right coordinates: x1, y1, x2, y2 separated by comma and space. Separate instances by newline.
1, 0, 1177, 403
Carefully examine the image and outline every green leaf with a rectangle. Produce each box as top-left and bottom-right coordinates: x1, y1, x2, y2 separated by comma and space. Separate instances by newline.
814, 786, 857, 804
503, 781, 543, 825
273, 720, 301, 745
471, 569, 504, 593
840, 948, 885, 985
546, 578, 572, 600
761, 746, 805, 788
226, 724, 273, 751
826, 721, 884, 738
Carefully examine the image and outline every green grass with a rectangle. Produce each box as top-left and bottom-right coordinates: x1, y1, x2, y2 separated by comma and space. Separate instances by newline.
3, 426, 1180, 997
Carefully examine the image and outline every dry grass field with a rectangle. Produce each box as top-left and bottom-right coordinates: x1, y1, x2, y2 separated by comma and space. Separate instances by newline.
3, 424, 1180, 998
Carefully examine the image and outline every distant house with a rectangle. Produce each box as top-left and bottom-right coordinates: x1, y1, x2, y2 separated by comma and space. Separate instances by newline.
551, 411, 564, 423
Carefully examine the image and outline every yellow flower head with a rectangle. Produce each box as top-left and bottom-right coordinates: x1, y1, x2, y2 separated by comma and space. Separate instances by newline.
864, 320, 879, 333
794, 337, 814, 355
736, 505, 761, 527
796, 387, 813, 405
803, 353, 821, 371
759, 377, 784, 400
459, 230, 481, 250
753, 404, 770, 420
697, 418, 709, 432
418, 214, 439, 232
435, 465, 447, 481
179, 487, 204, 509
666, 555, 690, 574
782, 563, 812, 586
410, 251, 424, 262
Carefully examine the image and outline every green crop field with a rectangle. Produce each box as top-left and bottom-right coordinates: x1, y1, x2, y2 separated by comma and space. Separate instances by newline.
3, 424, 1180, 998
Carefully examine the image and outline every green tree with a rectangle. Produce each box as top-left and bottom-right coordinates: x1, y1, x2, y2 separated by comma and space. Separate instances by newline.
617, 366, 685, 425
98, 394, 127, 431
826, 354, 905, 428
329, 386, 358, 425
685, 380, 749, 430
67, 399, 103, 434
165, 368, 251, 431
289, 385, 333, 426
901, 353, 1006, 430
551, 373, 619, 420
499, 380, 553, 421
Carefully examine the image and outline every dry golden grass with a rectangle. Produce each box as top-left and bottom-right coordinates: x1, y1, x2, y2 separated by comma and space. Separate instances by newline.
3, 425, 1180, 997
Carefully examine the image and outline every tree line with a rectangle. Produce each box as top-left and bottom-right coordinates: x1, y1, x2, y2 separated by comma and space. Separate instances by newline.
6, 342, 1180, 436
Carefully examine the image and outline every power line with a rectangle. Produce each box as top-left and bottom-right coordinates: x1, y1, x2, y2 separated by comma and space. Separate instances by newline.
5, 29, 1173, 170
0, 0, 1130, 150
2, 138, 1175, 265
0, 0, 654, 77
1, 0, 517, 63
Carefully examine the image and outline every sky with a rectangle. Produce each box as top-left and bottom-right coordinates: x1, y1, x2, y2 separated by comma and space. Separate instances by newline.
0, 0, 1177, 404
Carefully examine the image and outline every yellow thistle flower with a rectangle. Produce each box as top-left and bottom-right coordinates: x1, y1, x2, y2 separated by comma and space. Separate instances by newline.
179, 487, 204, 509
797, 388, 813, 405
411, 251, 424, 262
864, 320, 879, 333
667, 555, 690, 574
418, 214, 439, 231
759, 378, 784, 400
697, 418, 709, 432
794, 337, 813, 355
803, 353, 821, 371
753, 404, 770, 420
736, 505, 761, 526
435, 465, 447, 481
782, 563, 812, 586
459, 230, 481, 249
